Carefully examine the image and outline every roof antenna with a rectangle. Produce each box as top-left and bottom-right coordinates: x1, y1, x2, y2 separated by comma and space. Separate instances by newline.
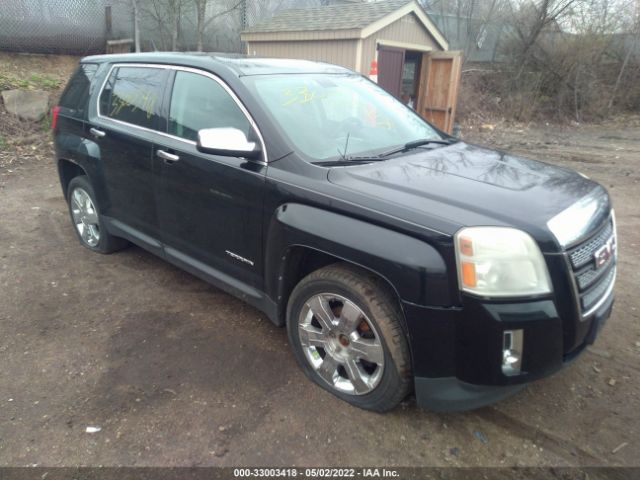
337, 132, 350, 161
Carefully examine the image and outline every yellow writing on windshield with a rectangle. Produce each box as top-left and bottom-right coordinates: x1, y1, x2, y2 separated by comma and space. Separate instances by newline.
282, 86, 327, 106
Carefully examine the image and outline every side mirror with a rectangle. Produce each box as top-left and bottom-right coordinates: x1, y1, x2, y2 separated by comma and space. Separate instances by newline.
196, 127, 262, 160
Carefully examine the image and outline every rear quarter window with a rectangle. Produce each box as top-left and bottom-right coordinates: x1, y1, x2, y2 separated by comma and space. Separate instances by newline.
59, 63, 99, 118
99, 66, 165, 130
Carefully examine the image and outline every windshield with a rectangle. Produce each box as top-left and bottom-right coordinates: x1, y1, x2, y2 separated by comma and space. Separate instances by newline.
242, 74, 442, 161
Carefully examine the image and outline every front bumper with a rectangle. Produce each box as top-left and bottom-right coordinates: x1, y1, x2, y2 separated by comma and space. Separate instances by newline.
414, 377, 525, 412
405, 287, 614, 411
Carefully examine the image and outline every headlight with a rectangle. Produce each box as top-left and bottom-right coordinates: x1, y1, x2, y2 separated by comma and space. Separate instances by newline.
454, 227, 552, 297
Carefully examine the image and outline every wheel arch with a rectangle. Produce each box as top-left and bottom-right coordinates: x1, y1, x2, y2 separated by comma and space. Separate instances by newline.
274, 245, 406, 327
265, 203, 451, 326
57, 158, 87, 198
55, 131, 105, 204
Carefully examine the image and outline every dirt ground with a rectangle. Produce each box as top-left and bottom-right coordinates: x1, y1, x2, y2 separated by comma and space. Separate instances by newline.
0, 53, 639, 468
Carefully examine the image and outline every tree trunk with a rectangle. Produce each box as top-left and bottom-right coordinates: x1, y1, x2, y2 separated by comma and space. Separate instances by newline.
196, 0, 206, 52
171, 2, 180, 51
607, 44, 633, 111
132, 0, 141, 52
573, 63, 581, 122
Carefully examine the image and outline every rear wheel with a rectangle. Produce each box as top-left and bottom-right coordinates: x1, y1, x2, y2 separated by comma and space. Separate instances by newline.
287, 263, 412, 412
67, 175, 127, 254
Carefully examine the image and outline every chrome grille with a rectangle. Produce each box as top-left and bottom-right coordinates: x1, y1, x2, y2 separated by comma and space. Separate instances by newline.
581, 266, 616, 312
576, 263, 608, 290
569, 221, 613, 269
566, 217, 616, 317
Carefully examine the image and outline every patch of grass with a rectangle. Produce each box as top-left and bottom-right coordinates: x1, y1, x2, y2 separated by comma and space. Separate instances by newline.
0, 135, 6, 151
0, 72, 61, 91
29, 74, 61, 90
41, 113, 52, 132
0, 73, 15, 90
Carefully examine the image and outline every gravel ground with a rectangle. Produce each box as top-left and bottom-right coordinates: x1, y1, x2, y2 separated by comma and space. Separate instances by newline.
0, 53, 639, 468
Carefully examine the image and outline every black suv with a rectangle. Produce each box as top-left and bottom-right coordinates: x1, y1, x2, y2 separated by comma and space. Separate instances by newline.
52, 53, 617, 412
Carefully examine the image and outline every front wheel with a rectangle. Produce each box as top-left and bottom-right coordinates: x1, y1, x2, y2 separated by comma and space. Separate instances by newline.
287, 264, 412, 412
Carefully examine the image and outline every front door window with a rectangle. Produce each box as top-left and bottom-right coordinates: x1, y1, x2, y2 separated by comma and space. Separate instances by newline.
168, 71, 251, 141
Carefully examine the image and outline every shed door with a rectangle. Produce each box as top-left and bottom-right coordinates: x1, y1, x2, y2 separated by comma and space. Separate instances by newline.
377, 46, 405, 99
417, 51, 462, 134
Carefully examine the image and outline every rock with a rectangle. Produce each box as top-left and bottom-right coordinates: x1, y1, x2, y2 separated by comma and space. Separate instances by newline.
214, 448, 228, 457
1, 89, 50, 121
474, 431, 488, 444
608, 378, 617, 386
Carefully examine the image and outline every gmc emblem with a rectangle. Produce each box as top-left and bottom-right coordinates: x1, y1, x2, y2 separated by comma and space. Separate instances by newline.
594, 236, 616, 269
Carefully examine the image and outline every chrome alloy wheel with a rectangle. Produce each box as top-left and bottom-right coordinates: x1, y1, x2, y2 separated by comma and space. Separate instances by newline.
70, 187, 100, 247
298, 293, 384, 395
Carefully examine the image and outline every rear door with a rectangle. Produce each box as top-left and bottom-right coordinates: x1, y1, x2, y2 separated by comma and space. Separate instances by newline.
55, 63, 100, 177
89, 65, 169, 246
154, 68, 266, 289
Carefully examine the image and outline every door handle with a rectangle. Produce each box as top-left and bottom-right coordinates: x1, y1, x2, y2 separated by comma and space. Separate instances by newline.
157, 149, 180, 164
89, 127, 106, 138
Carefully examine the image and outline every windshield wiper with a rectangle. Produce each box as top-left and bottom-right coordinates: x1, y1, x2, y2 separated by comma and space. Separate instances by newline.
313, 159, 378, 166
314, 138, 458, 166
342, 155, 389, 162
377, 138, 457, 158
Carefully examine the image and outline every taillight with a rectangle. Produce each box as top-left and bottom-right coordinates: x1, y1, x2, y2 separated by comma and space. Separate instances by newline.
51, 106, 60, 130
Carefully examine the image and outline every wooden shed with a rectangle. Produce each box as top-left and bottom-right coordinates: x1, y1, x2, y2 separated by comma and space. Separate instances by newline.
241, 0, 462, 133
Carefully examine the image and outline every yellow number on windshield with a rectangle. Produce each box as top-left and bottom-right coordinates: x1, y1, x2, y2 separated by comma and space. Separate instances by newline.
282, 86, 326, 106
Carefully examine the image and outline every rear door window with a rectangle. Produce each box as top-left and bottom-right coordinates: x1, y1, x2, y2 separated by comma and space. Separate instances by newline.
59, 63, 99, 118
99, 66, 166, 130
168, 70, 251, 142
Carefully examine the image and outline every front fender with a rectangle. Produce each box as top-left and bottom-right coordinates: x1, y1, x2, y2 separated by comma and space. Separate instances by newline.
265, 203, 451, 310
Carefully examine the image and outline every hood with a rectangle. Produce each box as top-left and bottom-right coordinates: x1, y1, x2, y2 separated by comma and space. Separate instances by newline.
327, 142, 607, 250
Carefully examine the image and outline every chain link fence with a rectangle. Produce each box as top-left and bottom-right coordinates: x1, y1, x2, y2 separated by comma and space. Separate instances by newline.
0, 0, 328, 55
0, 0, 107, 54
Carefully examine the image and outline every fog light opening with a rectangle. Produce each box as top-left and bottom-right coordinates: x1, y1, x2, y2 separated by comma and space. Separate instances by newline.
502, 329, 523, 376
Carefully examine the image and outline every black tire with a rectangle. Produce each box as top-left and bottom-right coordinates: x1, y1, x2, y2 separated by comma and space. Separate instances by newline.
287, 263, 412, 412
66, 175, 128, 254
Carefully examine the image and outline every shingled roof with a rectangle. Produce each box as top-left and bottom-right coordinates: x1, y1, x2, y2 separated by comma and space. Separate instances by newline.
244, 0, 413, 33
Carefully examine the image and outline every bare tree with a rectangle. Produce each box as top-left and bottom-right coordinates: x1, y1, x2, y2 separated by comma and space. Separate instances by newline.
607, 1, 640, 109
167, 0, 184, 51
508, 0, 581, 76
141, 0, 185, 51
454, 0, 639, 121
194, 0, 244, 51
